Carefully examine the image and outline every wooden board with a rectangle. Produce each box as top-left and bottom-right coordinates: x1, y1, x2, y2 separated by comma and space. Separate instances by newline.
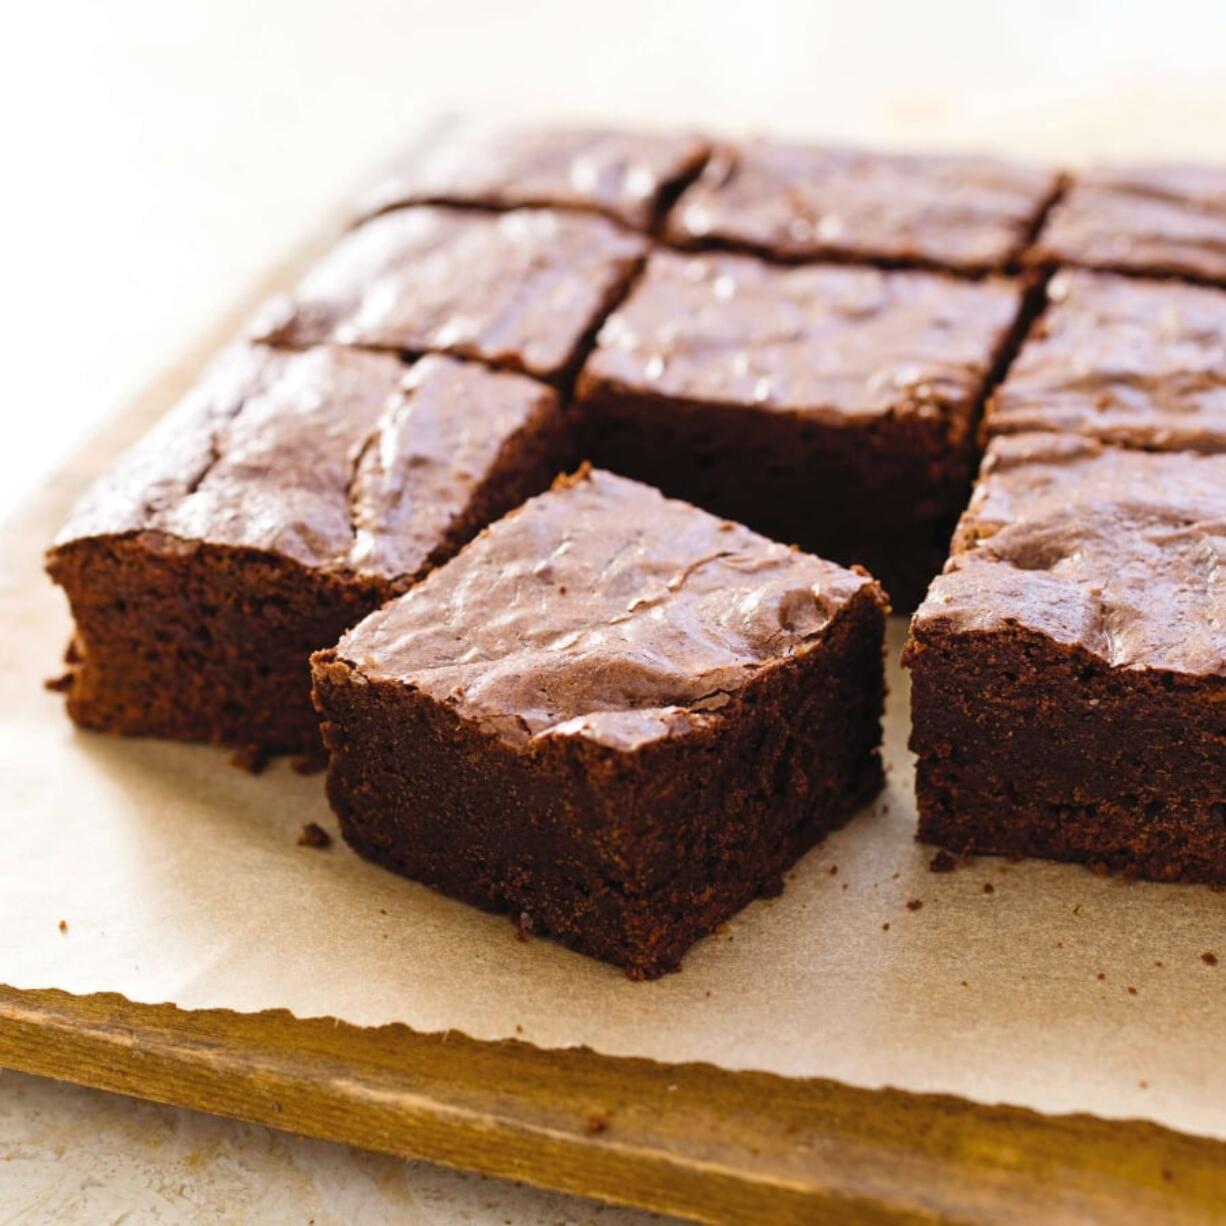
3, 213, 1225, 1226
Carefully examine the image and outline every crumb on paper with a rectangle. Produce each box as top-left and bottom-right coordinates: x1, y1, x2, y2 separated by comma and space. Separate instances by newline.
906, 898, 923, 912
514, 1024, 523, 1034
1127, 986, 1138, 995
882, 922, 890, 931
983, 882, 995, 895
1203, 952, 1219, 967
57, 920, 68, 934
583, 1113, 609, 1136
829, 864, 838, 876
1097, 972, 1106, 981
44, 673, 74, 693
714, 922, 730, 935
229, 743, 269, 774
960, 980, 969, 988
297, 822, 332, 849
928, 850, 957, 874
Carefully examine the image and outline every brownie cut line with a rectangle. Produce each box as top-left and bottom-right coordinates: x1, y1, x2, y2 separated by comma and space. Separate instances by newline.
575, 249, 1028, 608
1025, 161, 1226, 286
354, 121, 711, 232
250, 205, 648, 384
47, 346, 571, 763
986, 269, 1226, 452
904, 432, 1226, 883
311, 467, 887, 977
664, 140, 1061, 273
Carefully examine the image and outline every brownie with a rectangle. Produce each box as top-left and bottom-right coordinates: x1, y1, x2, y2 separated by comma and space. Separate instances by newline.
574, 249, 1028, 608
904, 433, 1226, 883
664, 140, 1060, 273
987, 270, 1226, 452
47, 347, 571, 762
250, 206, 647, 384
311, 467, 887, 977
1026, 162, 1226, 285
354, 121, 710, 231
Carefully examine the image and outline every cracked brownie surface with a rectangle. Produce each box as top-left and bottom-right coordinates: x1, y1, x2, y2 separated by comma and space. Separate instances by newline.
46, 345, 570, 760
313, 467, 887, 974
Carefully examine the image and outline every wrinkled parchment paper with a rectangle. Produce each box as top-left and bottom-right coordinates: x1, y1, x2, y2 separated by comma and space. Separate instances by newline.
3, 301, 1224, 1151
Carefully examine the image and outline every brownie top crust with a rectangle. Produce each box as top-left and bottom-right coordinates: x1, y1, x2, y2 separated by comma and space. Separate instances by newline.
53, 345, 561, 585
577, 250, 1024, 425
911, 433, 1226, 677
354, 123, 710, 231
988, 270, 1226, 452
1027, 162, 1226, 284
663, 141, 1058, 271
250, 206, 647, 381
331, 467, 882, 752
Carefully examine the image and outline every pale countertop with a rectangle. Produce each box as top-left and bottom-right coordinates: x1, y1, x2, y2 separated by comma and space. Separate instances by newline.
2, 1, 1224, 1222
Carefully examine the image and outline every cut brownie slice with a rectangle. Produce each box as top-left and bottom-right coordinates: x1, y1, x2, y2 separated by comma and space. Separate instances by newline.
664, 141, 1060, 273
354, 121, 710, 231
312, 467, 887, 977
986, 270, 1226, 452
47, 347, 570, 762
904, 433, 1226, 882
1026, 162, 1226, 286
574, 249, 1027, 607
251, 206, 647, 383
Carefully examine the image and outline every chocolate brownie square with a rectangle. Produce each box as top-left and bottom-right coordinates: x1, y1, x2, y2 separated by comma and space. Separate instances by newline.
574, 249, 1028, 607
251, 206, 647, 383
47, 348, 570, 762
312, 467, 887, 977
987, 270, 1226, 452
664, 141, 1060, 273
904, 432, 1226, 882
1026, 162, 1226, 285
354, 121, 710, 231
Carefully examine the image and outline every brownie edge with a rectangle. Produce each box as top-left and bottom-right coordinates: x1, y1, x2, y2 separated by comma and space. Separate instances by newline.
311, 468, 887, 977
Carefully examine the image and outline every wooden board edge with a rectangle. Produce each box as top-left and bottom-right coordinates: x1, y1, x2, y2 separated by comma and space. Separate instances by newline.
2, 986, 1224, 1226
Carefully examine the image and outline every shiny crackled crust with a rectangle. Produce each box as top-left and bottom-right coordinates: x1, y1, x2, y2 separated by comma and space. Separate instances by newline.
328, 467, 885, 752
1026, 162, 1226, 285
578, 249, 1025, 424
250, 206, 647, 382
911, 433, 1226, 678
664, 141, 1060, 272
987, 270, 1226, 452
354, 122, 711, 231
52, 346, 568, 587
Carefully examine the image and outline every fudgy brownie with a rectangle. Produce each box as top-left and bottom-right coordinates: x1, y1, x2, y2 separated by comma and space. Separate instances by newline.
312, 467, 887, 977
250, 206, 647, 384
47, 347, 570, 762
986, 269, 1226, 451
663, 141, 1060, 273
354, 121, 710, 231
904, 432, 1226, 883
574, 249, 1028, 607
1026, 162, 1226, 285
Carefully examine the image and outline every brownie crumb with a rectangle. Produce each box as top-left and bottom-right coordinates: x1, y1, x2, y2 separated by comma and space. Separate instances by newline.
291, 754, 328, 776
1096, 972, 1106, 981
982, 882, 995, 895
57, 920, 68, 934
1203, 952, 1219, 967
882, 922, 890, 931
829, 864, 839, 876
960, 980, 969, 988
514, 1024, 523, 1034
583, 1114, 610, 1136
43, 673, 75, 693
297, 822, 332, 849
1127, 986, 1138, 995
906, 898, 924, 911
929, 850, 958, 873
230, 743, 270, 774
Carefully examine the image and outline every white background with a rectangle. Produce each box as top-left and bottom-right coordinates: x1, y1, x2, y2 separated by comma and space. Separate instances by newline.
1, 2, 1223, 1222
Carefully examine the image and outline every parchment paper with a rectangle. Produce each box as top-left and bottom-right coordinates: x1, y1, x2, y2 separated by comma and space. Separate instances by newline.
3, 347, 1224, 1147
